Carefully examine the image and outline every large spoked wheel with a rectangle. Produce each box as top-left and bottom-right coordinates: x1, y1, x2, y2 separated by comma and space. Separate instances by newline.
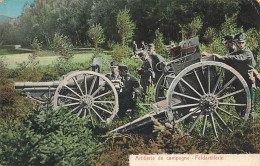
154, 73, 175, 102
53, 71, 119, 126
166, 61, 251, 138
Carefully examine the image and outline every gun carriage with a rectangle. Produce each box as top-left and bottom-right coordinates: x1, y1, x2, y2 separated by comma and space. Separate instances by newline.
15, 57, 119, 125
111, 37, 251, 138
15, 38, 252, 138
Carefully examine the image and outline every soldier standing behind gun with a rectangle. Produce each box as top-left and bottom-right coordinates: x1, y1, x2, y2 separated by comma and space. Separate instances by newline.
206, 33, 256, 119
222, 35, 235, 53
136, 50, 152, 99
105, 61, 120, 80
118, 65, 142, 117
147, 43, 165, 85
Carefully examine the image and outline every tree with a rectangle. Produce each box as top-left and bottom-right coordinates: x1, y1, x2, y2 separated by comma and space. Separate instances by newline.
88, 23, 105, 51
153, 28, 166, 56
116, 8, 135, 56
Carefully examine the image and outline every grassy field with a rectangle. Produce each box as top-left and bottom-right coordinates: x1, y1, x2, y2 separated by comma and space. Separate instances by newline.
0, 45, 32, 55
0, 46, 95, 68
2, 53, 94, 68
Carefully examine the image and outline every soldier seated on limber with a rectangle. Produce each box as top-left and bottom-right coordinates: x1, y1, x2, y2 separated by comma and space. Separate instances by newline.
117, 65, 143, 117
204, 33, 257, 119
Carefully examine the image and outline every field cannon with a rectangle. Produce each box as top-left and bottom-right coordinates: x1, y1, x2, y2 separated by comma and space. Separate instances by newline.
112, 37, 252, 138
15, 57, 119, 125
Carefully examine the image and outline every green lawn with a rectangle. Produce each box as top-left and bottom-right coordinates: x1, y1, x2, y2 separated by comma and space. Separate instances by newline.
0, 45, 32, 55
2, 53, 94, 68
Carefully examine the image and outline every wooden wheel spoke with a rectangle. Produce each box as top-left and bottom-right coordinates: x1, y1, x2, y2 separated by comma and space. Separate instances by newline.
174, 107, 200, 123
84, 75, 88, 95
90, 107, 106, 122
88, 76, 97, 95
218, 102, 246, 107
72, 77, 84, 96
217, 107, 240, 120
77, 108, 83, 117
93, 104, 112, 115
214, 111, 232, 132
218, 89, 244, 100
93, 90, 112, 100
171, 103, 199, 110
202, 112, 207, 136
193, 69, 206, 95
216, 76, 237, 96
71, 105, 81, 113
209, 112, 218, 138
88, 108, 94, 126
91, 85, 105, 97
64, 102, 80, 107
82, 108, 87, 118
181, 78, 202, 97
212, 68, 224, 94
59, 95, 80, 101
207, 66, 211, 93
94, 100, 115, 104
64, 85, 81, 98
187, 110, 203, 134
172, 91, 200, 101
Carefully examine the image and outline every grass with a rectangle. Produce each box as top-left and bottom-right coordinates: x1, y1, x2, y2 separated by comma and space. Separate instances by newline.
2, 52, 94, 69
0, 45, 32, 55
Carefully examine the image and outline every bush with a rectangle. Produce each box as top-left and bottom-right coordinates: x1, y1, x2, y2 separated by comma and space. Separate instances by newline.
0, 106, 98, 165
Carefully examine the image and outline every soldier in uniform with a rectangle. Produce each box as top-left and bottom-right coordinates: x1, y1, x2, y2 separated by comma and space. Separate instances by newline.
222, 35, 235, 53
211, 33, 256, 118
147, 43, 165, 85
105, 61, 120, 80
136, 50, 152, 98
118, 65, 142, 116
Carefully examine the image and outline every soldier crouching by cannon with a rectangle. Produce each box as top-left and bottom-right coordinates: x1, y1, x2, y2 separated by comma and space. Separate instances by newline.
106, 64, 143, 117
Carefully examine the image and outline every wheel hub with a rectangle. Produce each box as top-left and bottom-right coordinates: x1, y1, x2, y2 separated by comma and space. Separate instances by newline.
200, 94, 218, 111
80, 95, 94, 108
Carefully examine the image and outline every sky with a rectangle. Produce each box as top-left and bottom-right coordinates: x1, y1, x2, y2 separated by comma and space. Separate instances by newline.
0, 0, 35, 18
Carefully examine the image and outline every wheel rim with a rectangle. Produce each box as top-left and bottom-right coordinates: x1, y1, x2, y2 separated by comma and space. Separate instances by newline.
53, 71, 119, 125
154, 73, 175, 102
166, 61, 251, 138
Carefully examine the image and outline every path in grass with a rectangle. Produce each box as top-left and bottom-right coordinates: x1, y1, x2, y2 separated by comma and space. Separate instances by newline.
2, 53, 94, 69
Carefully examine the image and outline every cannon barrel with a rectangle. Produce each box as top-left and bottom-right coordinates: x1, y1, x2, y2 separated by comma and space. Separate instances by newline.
14, 81, 60, 90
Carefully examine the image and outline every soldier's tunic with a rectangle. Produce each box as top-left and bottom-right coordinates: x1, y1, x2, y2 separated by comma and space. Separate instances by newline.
149, 53, 164, 85
105, 72, 120, 81
137, 59, 152, 94
222, 47, 256, 83
118, 73, 140, 116
221, 47, 256, 116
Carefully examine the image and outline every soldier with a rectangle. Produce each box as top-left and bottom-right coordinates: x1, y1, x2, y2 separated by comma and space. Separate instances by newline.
136, 50, 152, 99
222, 35, 235, 53
132, 40, 138, 57
147, 43, 165, 85
211, 33, 256, 118
105, 61, 120, 80
118, 65, 142, 116
141, 41, 147, 50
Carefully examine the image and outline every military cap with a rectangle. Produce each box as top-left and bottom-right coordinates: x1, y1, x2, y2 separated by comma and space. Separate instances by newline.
234, 33, 246, 43
118, 65, 128, 71
148, 43, 155, 49
222, 35, 234, 44
137, 50, 148, 57
110, 61, 118, 67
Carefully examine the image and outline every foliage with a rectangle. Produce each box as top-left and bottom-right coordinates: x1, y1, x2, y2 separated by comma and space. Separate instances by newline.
88, 23, 105, 52
117, 8, 135, 57
0, 106, 98, 165
52, 32, 74, 61
30, 37, 42, 51
0, 58, 33, 131
111, 43, 132, 62
153, 28, 167, 56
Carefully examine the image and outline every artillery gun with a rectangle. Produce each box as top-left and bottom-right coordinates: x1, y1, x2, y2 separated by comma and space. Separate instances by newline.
15, 38, 253, 138
111, 37, 252, 138
15, 57, 119, 125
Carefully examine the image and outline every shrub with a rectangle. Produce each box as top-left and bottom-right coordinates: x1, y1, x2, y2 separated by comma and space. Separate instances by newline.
0, 106, 98, 165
